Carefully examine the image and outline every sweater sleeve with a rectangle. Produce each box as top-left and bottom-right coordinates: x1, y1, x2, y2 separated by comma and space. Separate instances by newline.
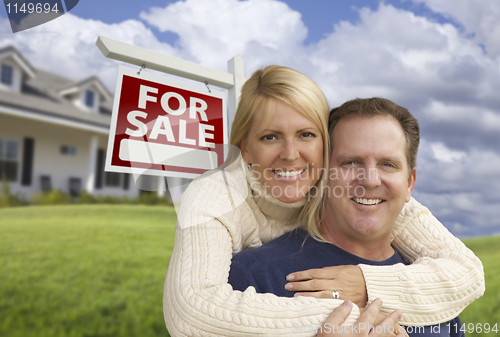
163, 175, 360, 336
358, 197, 485, 326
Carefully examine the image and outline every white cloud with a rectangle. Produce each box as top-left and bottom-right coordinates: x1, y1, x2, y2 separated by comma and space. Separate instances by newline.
431, 143, 466, 163
423, 101, 500, 133
139, 0, 307, 72
309, 3, 499, 107
414, 139, 500, 235
411, 0, 500, 58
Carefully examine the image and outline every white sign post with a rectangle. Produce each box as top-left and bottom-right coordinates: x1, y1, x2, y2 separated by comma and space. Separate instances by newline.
96, 36, 246, 200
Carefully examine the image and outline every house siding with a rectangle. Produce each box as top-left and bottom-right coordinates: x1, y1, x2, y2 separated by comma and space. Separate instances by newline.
0, 113, 140, 200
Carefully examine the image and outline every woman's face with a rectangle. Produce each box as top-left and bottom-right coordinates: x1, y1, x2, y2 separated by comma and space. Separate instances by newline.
241, 100, 324, 203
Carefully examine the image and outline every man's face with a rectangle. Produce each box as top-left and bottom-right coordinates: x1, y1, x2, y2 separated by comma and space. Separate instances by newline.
323, 115, 416, 245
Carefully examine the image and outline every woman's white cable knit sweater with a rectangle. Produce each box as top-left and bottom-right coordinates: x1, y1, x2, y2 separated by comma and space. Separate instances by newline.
163, 156, 484, 336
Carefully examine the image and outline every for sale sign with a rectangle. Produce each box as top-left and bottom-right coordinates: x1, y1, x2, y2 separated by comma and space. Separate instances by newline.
105, 65, 227, 179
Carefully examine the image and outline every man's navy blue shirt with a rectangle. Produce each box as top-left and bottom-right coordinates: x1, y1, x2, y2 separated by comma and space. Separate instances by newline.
228, 228, 463, 337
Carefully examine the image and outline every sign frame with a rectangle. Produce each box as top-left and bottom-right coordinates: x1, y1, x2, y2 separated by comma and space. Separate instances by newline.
105, 64, 228, 180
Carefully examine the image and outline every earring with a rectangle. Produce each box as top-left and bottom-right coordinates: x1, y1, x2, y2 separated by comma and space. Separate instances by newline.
247, 164, 252, 170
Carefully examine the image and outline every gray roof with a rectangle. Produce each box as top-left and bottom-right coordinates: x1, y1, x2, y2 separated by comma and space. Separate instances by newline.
58, 74, 112, 99
0, 45, 36, 77
0, 46, 113, 129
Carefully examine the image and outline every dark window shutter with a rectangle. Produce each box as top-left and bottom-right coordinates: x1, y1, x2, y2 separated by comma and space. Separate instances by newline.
123, 173, 129, 190
95, 149, 104, 189
21, 138, 34, 186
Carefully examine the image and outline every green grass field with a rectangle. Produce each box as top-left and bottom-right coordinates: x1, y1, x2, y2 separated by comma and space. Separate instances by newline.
0, 205, 176, 337
0, 205, 498, 337
459, 236, 500, 336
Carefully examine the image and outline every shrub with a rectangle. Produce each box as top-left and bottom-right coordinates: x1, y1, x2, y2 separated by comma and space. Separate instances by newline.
32, 190, 72, 205
95, 195, 124, 204
77, 190, 98, 204
134, 192, 172, 206
0, 173, 26, 208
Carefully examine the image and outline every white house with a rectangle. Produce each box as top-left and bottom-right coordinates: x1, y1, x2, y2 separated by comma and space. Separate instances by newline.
0, 45, 169, 200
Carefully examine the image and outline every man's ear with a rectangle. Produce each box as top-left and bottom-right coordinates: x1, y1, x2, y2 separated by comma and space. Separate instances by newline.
406, 168, 417, 202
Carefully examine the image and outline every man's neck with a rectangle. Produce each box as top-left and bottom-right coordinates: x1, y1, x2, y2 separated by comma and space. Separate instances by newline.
321, 225, 395, 261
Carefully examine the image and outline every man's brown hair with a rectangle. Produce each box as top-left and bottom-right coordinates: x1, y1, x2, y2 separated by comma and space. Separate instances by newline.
328, 97, 420, 171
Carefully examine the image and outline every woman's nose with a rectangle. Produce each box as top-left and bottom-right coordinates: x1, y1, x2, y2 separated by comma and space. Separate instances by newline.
280, 139, 300, 162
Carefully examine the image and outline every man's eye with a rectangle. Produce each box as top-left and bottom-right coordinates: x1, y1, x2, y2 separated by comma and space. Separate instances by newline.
383, 163, 396, 168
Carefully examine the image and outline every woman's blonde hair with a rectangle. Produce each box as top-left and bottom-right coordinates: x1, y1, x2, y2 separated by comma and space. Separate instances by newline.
229, 65, 330, 238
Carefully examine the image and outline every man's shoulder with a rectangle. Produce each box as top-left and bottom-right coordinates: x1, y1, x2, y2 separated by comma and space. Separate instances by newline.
229, 228, 314, 295
231, 228, 309, 268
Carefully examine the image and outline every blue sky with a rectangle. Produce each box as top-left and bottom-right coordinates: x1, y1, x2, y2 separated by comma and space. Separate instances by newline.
0, 0, 499, 238
65, 0, 453, 44
1, 0, 458, 44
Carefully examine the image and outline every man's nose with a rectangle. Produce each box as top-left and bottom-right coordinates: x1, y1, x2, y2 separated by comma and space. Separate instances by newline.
358, 167, 381, 189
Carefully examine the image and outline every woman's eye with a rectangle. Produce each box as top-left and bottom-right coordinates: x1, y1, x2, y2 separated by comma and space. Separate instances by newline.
301, 132, 315, 138
343, 161, 356, 166
260, 135, 276, 141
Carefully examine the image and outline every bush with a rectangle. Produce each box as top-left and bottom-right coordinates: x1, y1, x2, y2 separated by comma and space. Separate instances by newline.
0, 175, 173, 207
85, 192, 172, 206
77, 190, 98, 204
32, 190, 72, 205
134, 192, 172, 206
0, 173, 26, 208
95, 195, 124, 204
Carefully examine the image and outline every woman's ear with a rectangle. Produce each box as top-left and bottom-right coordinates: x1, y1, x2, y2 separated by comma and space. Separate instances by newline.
240, 139, 251, 164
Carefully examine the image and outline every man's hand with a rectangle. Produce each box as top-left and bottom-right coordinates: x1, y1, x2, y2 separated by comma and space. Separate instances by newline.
359, 306, 409, 337
285, 265, 368, 308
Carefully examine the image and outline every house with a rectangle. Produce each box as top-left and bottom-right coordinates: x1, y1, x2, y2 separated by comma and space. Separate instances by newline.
0, 45, 169, 200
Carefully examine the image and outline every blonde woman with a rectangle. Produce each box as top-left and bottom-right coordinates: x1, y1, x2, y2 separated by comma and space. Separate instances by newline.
163, 65, 484, 336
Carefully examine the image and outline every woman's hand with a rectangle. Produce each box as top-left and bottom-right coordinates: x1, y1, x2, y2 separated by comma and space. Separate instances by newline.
285, 265, 368, 308
317, 299, 406, 337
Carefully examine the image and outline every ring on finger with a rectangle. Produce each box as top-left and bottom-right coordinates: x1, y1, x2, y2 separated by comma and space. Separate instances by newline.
331, 290, 340, 299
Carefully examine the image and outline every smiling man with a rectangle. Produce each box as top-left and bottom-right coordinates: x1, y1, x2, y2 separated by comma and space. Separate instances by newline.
228, 97, 464, 336
320, 100, 417, 261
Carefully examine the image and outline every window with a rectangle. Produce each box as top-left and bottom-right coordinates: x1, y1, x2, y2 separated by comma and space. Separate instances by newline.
0, 138, 19, 181
95, 149, 125, 189
104, 171, 121, 187
60, 145, 77, 156
84, 90, 95, 108
1, 64, 13, 86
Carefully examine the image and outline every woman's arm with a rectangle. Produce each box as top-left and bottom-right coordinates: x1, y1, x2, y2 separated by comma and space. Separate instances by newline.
163, 176, 361, 336
358, 198, 485, 326
318, 299, 406, 337
164, 220, 361, 336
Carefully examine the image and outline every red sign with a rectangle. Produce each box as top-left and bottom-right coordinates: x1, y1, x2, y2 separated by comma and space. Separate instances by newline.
106, 65, 227, 179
